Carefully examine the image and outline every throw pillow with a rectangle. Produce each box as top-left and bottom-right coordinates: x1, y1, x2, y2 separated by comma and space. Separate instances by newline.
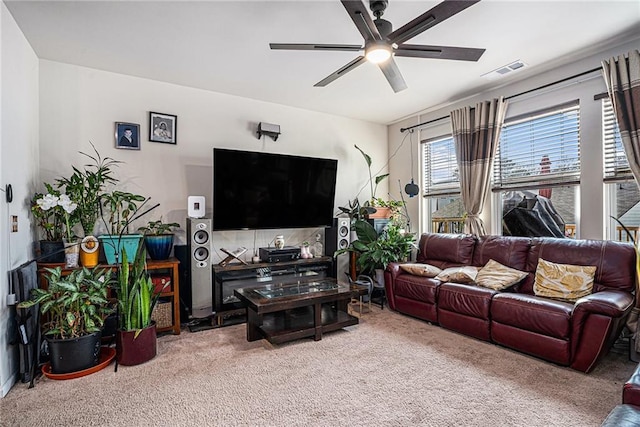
435, 266, 479, 284
533, 258, 596, 302
475, 259, 528, 291
399, 263, 442, 278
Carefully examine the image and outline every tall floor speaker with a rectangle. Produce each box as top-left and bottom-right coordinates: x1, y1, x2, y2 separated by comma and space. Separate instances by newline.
325, 217, 351, 284
187, 218, 213, 318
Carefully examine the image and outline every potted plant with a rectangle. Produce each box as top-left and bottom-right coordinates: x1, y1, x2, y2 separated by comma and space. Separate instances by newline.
137, 219, 181, 260
336, 220, 415, 285
115, 248, 161, 366
31, 184, 66, 263
56, 144, 121, 267
99, 190, 149, 264
354, 144, 390, 217
17, 266, 114, 374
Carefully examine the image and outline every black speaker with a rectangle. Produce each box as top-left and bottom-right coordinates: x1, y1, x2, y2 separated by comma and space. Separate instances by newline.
187, 218, 213, 318
325, 218, 351, 284
173, 244, 192, 321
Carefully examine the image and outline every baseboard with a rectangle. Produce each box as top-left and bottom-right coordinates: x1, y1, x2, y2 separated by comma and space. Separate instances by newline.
1, 371, 17, 397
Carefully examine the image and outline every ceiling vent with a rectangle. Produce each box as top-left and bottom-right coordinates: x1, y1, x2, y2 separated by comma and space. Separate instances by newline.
482, 60, 528, 80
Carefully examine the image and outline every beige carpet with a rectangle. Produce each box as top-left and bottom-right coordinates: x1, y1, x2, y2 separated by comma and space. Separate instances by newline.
1, 308, 635, 427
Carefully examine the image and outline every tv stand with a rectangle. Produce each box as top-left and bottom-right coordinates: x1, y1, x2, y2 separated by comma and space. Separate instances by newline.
212, 256, 333, 327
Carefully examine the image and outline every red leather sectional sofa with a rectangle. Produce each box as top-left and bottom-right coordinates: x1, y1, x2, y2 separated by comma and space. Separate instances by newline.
385, 233, 636, 372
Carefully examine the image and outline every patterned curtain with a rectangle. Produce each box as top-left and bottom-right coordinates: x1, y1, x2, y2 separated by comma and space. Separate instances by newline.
450, 97, 508, 236
602, 50, 640, 186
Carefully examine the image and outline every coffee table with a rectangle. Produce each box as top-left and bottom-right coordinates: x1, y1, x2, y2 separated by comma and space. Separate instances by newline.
234, 280, 367, 344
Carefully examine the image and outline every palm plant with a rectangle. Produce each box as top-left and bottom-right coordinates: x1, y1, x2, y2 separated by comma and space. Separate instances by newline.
17, 267, 114, 339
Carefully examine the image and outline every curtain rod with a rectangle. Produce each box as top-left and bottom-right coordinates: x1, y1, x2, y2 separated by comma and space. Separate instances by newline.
399, 66, 602, 133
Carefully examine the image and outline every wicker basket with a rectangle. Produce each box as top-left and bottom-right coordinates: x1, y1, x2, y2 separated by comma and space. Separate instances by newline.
152, 301, 173, 329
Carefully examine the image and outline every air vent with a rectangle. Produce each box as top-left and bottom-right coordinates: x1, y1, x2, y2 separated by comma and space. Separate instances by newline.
482, 60, 528, 80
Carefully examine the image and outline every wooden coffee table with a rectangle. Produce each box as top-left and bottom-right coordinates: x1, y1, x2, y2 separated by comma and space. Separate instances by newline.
234, 280, 366, 345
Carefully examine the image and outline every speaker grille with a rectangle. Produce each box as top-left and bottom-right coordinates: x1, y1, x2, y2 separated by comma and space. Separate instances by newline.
193, 246, 209, 261
194, 229, 209, 245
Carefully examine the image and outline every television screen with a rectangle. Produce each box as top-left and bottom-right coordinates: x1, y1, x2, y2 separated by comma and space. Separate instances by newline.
213, 149, 338, 230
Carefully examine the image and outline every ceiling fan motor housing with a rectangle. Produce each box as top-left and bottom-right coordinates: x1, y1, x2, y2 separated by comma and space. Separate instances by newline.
374, 18, 393, 39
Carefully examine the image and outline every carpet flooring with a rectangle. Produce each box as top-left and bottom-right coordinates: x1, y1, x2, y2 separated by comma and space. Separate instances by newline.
1, 308, 635, 426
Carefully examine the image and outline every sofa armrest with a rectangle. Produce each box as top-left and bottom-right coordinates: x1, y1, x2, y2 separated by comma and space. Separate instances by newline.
386, 262, 403, 281
572, 290, 634, 318
624, 364, 640, 406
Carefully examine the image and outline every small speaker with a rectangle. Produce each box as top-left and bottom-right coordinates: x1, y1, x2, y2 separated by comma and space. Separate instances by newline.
187, 218, 213, 317
188, 196, 206, 218
325, 217, 351, 284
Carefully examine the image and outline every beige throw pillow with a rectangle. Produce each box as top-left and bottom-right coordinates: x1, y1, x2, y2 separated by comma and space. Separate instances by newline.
533, 258, 596, 302
475, 259, 528, 291
399, 263, 442, 278
435, 266, 479, 284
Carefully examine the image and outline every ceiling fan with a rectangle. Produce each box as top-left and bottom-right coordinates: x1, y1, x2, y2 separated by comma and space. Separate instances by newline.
270, 0, 485, 93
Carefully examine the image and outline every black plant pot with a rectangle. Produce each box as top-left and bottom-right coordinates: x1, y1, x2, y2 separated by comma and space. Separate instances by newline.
40, 240, 65, 263
47, 331, 102, 374
144, 234, 174, 260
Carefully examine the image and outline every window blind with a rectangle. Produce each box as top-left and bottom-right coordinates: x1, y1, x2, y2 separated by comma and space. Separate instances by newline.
493, 102, 580, 191
421, 136, 460, 197
603, 98, 630, 182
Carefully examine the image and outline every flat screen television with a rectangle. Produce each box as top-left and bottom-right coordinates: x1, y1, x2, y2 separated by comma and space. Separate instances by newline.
213, 148, 338, 230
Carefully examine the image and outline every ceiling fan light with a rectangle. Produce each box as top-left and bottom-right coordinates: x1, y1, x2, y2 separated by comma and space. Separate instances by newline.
365, 43, 392, 64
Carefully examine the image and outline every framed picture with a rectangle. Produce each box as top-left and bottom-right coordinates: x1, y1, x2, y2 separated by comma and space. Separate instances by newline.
115, 122, 141, 150
149, 112, 177, 144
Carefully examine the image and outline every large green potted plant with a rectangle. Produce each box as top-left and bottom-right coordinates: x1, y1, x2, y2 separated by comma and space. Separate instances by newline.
56, 144, 121, 267
17, 266, 114, 374
336, 220, 415, 283
115, 248, 161, 366
137, 219, 181, 260
354, 144, 390, 218
99, 190, 148, 264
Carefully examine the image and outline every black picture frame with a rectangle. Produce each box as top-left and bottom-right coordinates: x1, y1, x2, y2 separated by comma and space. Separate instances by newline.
115, 122, 140, 150
149, 112, 177, 144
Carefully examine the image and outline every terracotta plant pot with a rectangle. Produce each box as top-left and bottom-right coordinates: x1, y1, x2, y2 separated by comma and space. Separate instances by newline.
116, 322, 157, 366
367, 207, 391, 219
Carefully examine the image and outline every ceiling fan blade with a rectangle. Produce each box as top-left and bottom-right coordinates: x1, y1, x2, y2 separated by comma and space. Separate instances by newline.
395, 44, 485, 61
314, 56, 367, 87
341, 0, 382, 41
270, 43, 362, 52
388, 0, 481, 45
378, 58, 408, 93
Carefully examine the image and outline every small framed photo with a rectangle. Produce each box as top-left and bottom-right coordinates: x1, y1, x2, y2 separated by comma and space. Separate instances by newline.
149, 112, 177, 144
115, 122, 140, 150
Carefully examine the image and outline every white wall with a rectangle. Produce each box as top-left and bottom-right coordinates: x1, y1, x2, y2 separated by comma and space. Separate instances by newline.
389, 36, 640, 239
0, 2, 39, 396
38, 60, 387, 260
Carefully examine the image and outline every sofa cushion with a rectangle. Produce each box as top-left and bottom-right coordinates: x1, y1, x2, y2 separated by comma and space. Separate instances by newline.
524, 238, 635, 294
399, 263, 442, 277
533, 258, 596, 302
417, 233, 476, 267
491, 293, 573, 339
435, 266, 479, 284
476, 259, 528, 291
438, 283, 497, 320
472, 235, 531, 271
394, 275, 440, 304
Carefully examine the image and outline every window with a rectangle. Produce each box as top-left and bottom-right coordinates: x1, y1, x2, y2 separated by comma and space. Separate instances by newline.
603, 98, 640, 242
421, 136, 463, 233
493, 102, 580, 238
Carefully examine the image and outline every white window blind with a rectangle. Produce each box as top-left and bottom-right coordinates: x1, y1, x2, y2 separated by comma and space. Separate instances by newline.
603, 98, 629, 182
421, 136, 459, 197
493, 102, 580, 191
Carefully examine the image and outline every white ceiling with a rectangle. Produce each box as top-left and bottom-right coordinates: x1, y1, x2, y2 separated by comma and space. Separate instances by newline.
5, 0, 640, 124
